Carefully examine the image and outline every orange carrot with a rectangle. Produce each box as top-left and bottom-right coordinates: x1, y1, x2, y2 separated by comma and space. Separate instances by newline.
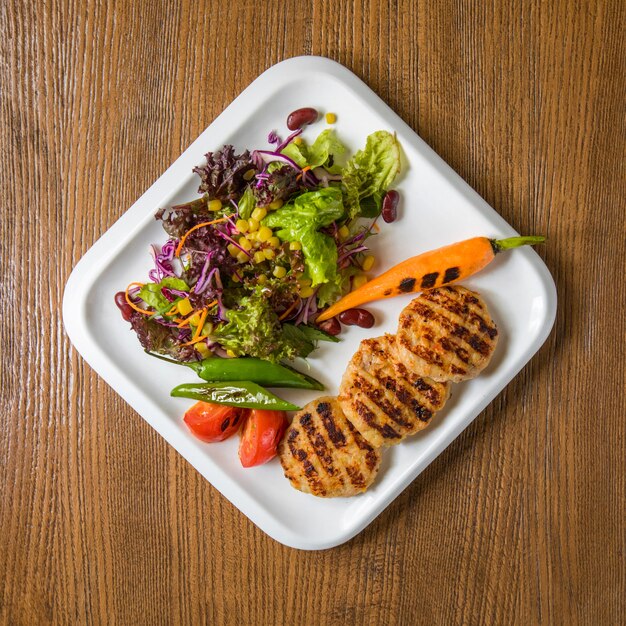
175, 217, 230, 257
316, 236, 545, 322
124, 282, 153, 316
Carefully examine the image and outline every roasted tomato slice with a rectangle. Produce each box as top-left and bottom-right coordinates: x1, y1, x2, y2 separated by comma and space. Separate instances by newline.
183, 402, 247, 443
238, 409, 288, 468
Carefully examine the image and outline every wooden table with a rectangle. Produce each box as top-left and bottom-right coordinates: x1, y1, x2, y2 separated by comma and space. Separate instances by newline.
2, 1, 624, 624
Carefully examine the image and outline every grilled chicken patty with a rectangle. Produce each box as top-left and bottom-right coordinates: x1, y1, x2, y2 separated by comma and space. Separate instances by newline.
338, 335, 450, 448
396, 286, 498, 383
278, 397, 381, 497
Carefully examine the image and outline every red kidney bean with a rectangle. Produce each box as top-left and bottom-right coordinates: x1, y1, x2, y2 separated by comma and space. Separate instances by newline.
287, 107, 318, 130
381, 190, 400, 223
317, 317, 341, 336
114, 291, 134, 322
338, 308, 375, 328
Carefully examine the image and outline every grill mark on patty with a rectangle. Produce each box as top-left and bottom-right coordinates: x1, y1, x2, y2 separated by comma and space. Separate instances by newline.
353, 374, 415, 431
472, 314, 498, 339
343, 420, 379, 471
354, 401, 402, 439
409, 342, 444, 367
286, 439, 325, 495
410, 300, 493, 357
317, 402, 346, 448
299, 413, 338, 477
427, 290, 497, 340
439, 336, 470, 364
345, 466, 366, 490
412, 377, 443, 405
386, 377, 433, 422
301, 459, 326, 496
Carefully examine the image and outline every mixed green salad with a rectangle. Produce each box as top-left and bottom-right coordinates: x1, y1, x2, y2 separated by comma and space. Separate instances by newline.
116, 113, 401, 371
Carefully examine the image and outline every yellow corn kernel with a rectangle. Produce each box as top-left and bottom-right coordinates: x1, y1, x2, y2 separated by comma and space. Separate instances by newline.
273, 266, 287, 279
226, 349, 237, 358
325, 112, 337, 124
299, 278, 312, 287
289, 240, 302, 251
245, 231, 258, 241
299, 285, 314, 298
338, 225, 350, 241
269, 199, 284, 210
208, 199, 222, 212
238, 236, 252, 251
252, 207, 267, 221
228, 243, 240, 257
253, 251, 266, 264
263, 248, 275, 260
352, 274, 368, 290
177, 298, 193, 316
247, 218, 259, 232
195, 342, 210, 357
231, 273, 240, 283
257, 274, 267, 284
202, 322, 214, 336
268, 236, 281, 248
256, 226, 273, 242
243, 169, 255, 181
362, 255, 375, 272
189, 312, 201, 326
236, 219, 249, 233
236, 251, 249, 263
293, 137, 303, 146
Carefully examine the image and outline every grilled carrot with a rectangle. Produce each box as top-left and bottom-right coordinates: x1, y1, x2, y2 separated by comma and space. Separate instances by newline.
316, 236, 545, 322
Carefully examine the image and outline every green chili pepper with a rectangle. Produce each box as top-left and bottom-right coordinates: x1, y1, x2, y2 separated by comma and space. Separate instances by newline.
147, 352, 324, 390
171, 381, 301, 411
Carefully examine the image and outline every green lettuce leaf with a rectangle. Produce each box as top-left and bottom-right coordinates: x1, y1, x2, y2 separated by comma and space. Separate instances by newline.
139, 277, 189, 311
280, 324, 315, 358
238, 185, 256, 219
161, 277, 189, 291
315, 265, 360, 309
214, 289, 311, 362
342, 130, 401, 218
282, 129, 346, 172
281, 142, 308, 168
263, 187, 345, 286
298, 325, 340, 343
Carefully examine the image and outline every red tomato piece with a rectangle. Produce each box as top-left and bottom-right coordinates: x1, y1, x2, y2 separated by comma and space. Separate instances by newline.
238, 409, 288, 468
183, 402, 247, 443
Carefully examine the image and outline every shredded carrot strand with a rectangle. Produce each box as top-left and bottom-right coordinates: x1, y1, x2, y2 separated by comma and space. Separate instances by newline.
124, 282, 153, 316
180, 335, 208, 347
165, 303, 179, 316
372, 222, 380, 233
175, 217, 231, 257
175, 300, 218, 327
279, 298, 300, 321
301, 166, 312, 173
192, 309, 209, 339
180, 308, 209, 346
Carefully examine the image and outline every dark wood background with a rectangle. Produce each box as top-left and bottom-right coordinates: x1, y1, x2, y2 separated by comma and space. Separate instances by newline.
1, 1, 624, 624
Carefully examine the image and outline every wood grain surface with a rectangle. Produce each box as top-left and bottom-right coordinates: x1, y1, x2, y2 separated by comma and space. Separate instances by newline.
1, 1, 624, 624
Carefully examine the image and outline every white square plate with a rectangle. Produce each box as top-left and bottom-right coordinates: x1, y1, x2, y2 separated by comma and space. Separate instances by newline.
63, 56, 556, 550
